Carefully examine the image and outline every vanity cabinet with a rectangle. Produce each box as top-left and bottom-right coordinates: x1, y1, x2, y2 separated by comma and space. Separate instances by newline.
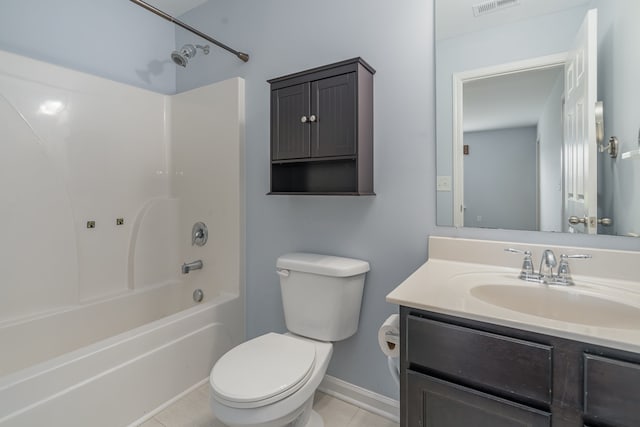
407, 372, 551, 427
267, 58, 374, 195
401, 306, 640, 427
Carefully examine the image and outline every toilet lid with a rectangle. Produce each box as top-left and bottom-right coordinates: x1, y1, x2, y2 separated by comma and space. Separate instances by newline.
210, 333, 316, 408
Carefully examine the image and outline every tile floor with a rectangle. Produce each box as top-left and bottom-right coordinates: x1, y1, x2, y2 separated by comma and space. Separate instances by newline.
139, 384, 399, 427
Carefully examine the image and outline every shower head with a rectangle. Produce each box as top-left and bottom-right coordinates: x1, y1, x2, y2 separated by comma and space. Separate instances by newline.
170, 44, 210, 67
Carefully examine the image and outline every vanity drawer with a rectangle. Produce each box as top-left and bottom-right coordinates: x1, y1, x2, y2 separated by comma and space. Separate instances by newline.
584, 354, 640, 427
407, 315, 552, 405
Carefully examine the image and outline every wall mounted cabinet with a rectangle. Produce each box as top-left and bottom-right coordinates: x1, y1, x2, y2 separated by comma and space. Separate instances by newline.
268, 58, 375, 195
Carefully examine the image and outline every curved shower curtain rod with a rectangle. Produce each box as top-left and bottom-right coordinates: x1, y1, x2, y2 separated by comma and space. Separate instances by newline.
130, 0, 249, 62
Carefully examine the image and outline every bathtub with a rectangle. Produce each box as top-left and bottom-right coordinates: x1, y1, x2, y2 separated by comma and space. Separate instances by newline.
0, 51, 245, 427
0, 287, 242, 427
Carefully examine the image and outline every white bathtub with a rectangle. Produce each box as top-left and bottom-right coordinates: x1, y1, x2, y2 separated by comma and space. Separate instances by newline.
0, 51, 245, 427
0, 288, 242, 427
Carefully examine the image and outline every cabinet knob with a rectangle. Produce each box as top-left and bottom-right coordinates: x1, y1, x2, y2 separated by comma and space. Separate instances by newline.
300, 115, 308, 123
309, 114, 317, 122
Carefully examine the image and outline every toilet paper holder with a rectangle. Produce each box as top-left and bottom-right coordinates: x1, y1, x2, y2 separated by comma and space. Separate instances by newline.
378, 314, 401, 386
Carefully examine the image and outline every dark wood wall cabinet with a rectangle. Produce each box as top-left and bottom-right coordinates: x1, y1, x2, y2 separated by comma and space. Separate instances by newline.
400, 306, 640, 427
267, 58, 375, 195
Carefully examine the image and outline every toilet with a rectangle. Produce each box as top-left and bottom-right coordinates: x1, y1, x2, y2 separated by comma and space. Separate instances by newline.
209, 252, 370, 427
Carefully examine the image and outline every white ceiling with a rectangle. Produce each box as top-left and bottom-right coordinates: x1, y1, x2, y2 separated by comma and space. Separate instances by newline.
437, 0, 591, 40
463, 66, 564, 132
146, 0, 208, 17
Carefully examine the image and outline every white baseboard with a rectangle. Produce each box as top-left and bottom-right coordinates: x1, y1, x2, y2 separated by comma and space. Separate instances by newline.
318, 375, 399, 423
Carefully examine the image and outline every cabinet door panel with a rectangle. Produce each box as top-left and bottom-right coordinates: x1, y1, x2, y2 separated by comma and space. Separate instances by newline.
407, 315, 552, 405
407, 371, 551, 427
310, 73, 356, 157
584, 354, 640, 427
272, 83, 310, 160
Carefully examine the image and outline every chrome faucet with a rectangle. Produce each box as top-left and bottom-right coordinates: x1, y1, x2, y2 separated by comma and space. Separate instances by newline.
505, 248, 591, 286
539, 249, 557, 281
182, 260, 203, 274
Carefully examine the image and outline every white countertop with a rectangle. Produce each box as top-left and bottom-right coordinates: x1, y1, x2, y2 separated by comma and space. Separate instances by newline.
386, 237, 640, 353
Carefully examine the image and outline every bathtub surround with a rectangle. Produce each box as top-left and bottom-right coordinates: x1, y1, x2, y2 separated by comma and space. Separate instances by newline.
0, 51, 245, 425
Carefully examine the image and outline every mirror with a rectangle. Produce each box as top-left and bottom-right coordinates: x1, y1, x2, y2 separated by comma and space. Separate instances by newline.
436, 0, 640, 237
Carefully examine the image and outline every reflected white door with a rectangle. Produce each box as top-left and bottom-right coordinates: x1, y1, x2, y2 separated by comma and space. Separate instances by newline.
563, 8, 598, 234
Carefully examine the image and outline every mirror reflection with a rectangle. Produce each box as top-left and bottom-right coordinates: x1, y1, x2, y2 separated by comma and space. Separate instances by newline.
435, 0, 640, 237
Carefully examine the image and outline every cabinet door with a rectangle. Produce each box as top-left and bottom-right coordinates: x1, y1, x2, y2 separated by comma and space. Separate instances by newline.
310, 73, 356, 158
584, 354, 640, 427
407, 371, 551, 427
271, 83, 310, 160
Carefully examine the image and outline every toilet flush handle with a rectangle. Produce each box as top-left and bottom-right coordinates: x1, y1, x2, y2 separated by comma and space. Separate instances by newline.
276, 269, 290, 278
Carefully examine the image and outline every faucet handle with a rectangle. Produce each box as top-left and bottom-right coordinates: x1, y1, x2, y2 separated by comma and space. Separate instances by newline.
562, 254, 592, 260
505, 248, 536, 278
504, 248, 528, 255
556, 253, 592, 284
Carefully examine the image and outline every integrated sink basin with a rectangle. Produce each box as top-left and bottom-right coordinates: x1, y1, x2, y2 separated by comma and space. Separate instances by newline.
470, 284, 640, 329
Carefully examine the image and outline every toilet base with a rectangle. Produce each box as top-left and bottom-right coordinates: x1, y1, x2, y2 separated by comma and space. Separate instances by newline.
305, 410, 324, 427
288, 398, 323, 427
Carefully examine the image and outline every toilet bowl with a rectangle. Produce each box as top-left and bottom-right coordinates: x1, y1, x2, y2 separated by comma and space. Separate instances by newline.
209, 253, 369, 427
210, 333, 332, 427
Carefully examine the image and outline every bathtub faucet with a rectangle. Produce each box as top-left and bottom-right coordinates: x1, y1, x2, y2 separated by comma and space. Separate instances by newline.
182, 260, 203, 274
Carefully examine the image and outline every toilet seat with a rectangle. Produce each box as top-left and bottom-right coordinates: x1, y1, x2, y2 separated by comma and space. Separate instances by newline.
210, 333, 316, 409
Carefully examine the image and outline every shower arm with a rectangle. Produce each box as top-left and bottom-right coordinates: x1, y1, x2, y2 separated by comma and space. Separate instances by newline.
129, 0, 249, 62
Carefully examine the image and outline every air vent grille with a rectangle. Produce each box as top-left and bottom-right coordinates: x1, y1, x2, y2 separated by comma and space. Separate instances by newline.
472, 0, 520, 17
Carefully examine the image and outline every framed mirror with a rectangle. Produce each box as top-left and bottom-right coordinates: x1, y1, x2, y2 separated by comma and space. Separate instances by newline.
435, 0, 640, 238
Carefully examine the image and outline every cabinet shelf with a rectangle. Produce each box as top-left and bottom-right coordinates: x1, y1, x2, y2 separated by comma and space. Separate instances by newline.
268, 191, 375, 196
271, 155, 356, 165
268, 58, 374, 195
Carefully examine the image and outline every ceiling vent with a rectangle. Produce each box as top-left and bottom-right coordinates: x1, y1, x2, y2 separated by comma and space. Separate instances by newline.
472, 0, 521, 17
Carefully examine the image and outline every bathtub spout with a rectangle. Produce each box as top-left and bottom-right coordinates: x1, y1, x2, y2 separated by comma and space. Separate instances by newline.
182, 260, 203, 274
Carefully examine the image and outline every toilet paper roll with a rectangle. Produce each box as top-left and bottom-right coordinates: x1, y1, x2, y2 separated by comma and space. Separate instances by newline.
378, 314, 400, 358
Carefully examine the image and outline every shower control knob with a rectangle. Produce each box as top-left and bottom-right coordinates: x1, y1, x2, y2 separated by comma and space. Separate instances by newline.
300, 115, 308, 123
192, 222, 208, 246
309, 115, 317, 122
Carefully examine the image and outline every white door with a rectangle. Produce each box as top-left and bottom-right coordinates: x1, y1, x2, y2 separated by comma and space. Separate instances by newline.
563, 8, 598, 234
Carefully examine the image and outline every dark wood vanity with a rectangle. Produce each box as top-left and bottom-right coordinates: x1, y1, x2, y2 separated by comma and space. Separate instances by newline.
401, 306, 640, 427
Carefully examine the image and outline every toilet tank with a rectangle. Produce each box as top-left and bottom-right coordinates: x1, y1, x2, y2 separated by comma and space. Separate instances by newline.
276, 253, 370, 342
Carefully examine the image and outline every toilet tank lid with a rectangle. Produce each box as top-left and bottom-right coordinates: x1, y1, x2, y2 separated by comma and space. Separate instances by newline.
277, 253, 370, 277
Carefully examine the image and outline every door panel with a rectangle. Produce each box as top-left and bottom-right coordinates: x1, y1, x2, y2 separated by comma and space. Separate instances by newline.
272, 83, 310, 160
563, 9, 598, 233
407, 371, 551, 427
310, 73, 356, 158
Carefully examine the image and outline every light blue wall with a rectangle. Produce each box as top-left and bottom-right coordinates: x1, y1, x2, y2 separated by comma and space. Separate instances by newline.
175, 0, 640, 402
593, 0, 640, 237
177, 0, 434, 399
0, 0, 176, 94
463, 127, 537, 231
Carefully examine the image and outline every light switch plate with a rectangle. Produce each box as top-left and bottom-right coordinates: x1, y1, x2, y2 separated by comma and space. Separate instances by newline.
437, 176, 452, 192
